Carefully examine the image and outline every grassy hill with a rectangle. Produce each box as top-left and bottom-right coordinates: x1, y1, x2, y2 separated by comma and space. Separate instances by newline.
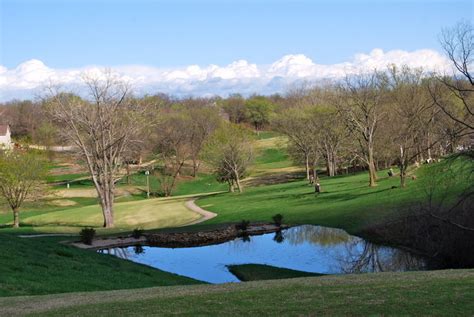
2, 270, 473, 316
197, 155, 472, 234
0, 234, 202, 297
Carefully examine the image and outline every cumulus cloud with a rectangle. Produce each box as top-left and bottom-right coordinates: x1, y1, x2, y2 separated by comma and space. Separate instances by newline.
0, 48, 452, 101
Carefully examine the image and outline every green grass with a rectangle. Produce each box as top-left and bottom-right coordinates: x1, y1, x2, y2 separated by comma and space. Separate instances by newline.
117, 172, 227, 196
0, 234, 202, 297
197, 156, 472, 234
253, 147, 293, 170
17, 196, 202, 233
0, 197, 99, 231
228, 264, 324, 281
256, 131, 280, 140
173, 174, 228, 196
3, 270, 473, 316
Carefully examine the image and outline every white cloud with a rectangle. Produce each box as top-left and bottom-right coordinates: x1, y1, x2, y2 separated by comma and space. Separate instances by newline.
0, 48, 452, 101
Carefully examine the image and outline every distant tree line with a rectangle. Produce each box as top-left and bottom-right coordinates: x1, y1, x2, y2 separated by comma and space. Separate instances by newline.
0, 21, 472, 229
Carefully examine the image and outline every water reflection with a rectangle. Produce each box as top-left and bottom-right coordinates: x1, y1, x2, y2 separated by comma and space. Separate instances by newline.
273, 230, 284, 243
99, 225, 427, 283
284, 225, 351, 246
339, 241, 426, 273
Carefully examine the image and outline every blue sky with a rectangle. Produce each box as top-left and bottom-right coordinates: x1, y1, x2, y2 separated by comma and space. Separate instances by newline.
1, 0, 472, 68
0, 0, 472, 100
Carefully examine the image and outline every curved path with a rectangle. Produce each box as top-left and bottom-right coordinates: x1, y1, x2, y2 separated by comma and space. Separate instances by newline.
184, 198, 218, 225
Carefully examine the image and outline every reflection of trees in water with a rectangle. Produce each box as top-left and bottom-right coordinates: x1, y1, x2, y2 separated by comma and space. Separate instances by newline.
226, 235, 253, 252
339, 240, 426, 273
98, 247, 130, 259
284, 225, 352, 246
98, 245, 146, 259
273, 230, 284, 243
134, 245, 145, 255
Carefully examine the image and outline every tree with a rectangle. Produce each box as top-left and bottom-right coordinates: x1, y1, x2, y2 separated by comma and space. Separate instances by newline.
308, 105, 347, 177
245, 96, 275, 134
154, 113, 193, 196
385, 65, 434, 187
46, 73, 149, 228
0, 151, 47, 228
221, 94, 247, 124
431, 21, 474, 132
337, 72, 386, 187
187, 107, 221, 177
33, 121, 59, 161
203, 124, 254, 193
273, 107, 318, 180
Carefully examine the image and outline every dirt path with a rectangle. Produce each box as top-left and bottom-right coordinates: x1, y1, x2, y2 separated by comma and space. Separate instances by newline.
184, 199, 217, 225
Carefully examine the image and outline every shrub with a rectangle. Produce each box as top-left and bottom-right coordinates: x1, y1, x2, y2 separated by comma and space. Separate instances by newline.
79, 227, 96, 245
235, 220, 250, 231
272, 214, 284, 227
132, 228, 144, 239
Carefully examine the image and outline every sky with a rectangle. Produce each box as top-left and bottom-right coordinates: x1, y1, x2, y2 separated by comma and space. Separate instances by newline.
0, 0, 473, 100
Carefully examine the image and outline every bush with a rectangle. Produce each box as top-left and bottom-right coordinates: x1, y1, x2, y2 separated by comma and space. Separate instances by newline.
272, 214, 284, 226
132, 228, 144, 239
79, 227, 96, 245
235, 220, 250, 231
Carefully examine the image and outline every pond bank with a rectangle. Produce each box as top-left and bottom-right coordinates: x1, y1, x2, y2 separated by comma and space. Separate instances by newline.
72, 223, 288, 249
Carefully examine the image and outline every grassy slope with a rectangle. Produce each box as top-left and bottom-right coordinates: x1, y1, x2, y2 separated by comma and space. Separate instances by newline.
197, 157, 470, 234
3, 270, 473, 316
13, 196, 201, 233
0, 234, 202, 297
228, 264, 323, 281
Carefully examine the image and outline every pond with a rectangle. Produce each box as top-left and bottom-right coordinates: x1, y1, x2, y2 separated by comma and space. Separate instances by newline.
98, 225, 428, 283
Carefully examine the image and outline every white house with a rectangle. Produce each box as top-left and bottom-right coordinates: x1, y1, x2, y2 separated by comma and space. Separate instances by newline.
0, 124, 12, 150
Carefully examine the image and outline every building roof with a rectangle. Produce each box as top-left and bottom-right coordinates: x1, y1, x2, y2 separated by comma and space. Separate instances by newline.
0, 124, 9, 136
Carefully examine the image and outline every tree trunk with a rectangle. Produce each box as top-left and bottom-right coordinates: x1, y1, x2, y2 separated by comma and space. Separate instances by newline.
192, 159, 199, 178
399, 166, 407, 188
103, 205, 114, 228
100, 190, 115, 228
368, 147, 377, 187
126, 163, 131, 185
234, 173, 243, 193
313, 166, 318, 181
12, 207, 20, 228
305, 154, 310, 180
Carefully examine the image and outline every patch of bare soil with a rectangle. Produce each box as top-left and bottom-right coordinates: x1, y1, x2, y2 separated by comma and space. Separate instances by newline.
49, 162, 87, 176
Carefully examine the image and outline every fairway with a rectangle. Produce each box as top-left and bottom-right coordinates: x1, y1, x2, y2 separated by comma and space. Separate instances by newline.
22, 196, 202, 231
197, 156, 472, 234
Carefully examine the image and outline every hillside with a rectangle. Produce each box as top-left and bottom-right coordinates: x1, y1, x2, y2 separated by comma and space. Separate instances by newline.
2, 270, 473, 316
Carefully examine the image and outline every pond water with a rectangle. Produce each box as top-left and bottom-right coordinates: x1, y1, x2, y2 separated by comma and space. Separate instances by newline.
99, 225, 427, 283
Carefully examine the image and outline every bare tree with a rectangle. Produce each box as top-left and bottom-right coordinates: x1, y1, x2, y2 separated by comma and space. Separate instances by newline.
385, 65, 434, 187
0, 151, 47, 228
432, 21, 474, 131
308, 105, 347, 177
187, 107, 221, 177
46, 73, 149, 228
337, 72, 386, 187
273, 107, 317, 181
154, 113, 192, 196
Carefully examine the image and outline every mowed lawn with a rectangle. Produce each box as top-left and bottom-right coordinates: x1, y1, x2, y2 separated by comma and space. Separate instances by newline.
0, 234, 202, 297
3, 269, 473, 316
20, 196, 201, 232
197, 156, 472, 234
